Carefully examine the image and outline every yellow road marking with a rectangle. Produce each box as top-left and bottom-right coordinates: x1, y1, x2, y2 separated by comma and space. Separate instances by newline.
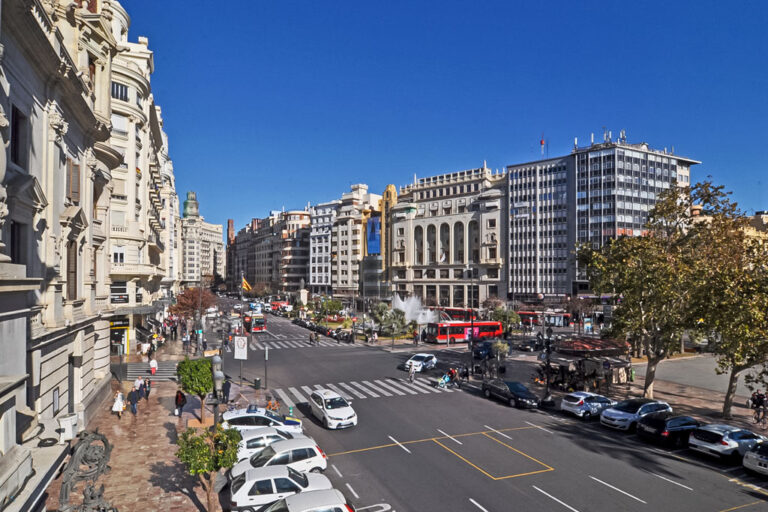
432, 438, 497, 479
717, 501, 765, 512
483, 432, 554, 471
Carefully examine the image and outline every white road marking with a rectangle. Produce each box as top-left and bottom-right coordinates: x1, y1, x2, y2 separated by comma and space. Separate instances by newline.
318, 340, 334, 347
264, 330, 279, 339
437, 429, 462, 445
532, 486, 580, 512
468, 498, 489, 512
345, 483, 360, 500
301, 385, 316, 397
283, 340, 302, 348
273, 388, 295, 408
325, 383, 353, 400
388, 435, 411, 454
288, 387, 307, 403
249, 342, 258, 351
338, 382, 367, 399
651, 472, 693, 491
349, 381, 380, 398
384, 378, 421, 395
407, 378, 442, 394
362, 380, 393, 397
276, 341, 292, 349
483, 425, 512, 440
525, 421, 554, 434
371, 379, 407, 396
589, 476, 646, 504
720, 466, 744, 473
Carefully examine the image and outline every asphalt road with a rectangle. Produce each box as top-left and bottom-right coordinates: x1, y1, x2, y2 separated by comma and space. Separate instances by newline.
216, 300, 768, 512
635, 355, 754, 399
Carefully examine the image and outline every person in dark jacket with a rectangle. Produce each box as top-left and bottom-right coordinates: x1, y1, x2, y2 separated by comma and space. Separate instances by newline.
127, 386, 139, 415
174, 389, 187, 416
145, 378, 152, 401
221, 379, 231, 404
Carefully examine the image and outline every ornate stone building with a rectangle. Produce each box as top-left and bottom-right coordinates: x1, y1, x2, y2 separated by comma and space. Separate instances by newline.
180, 191, 224, 288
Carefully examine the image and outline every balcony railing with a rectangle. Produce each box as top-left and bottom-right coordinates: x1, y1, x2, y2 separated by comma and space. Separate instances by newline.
148, 232, 165, 252
110, 262, 155, 276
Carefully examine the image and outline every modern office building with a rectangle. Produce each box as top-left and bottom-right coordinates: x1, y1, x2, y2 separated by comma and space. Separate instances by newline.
309, 200, 340, 296
507, 130, 699, 301
180, 191, 225, 288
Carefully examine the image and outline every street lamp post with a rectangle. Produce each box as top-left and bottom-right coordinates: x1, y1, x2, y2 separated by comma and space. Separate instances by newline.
211, 355, 224, 428
465, 264, 475, 372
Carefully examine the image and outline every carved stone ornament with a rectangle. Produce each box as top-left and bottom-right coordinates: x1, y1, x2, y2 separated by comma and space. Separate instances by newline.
0, 105, 9, 262
58, 430, 119, 512
49, 110, 69, 143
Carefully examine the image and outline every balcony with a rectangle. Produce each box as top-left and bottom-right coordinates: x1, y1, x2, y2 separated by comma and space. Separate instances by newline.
148, 232, 165, 252
110, 262, 156, 277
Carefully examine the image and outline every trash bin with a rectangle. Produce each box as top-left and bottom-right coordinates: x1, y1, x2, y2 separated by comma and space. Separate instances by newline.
254, 377, 261, 390
58, 413, 78, 444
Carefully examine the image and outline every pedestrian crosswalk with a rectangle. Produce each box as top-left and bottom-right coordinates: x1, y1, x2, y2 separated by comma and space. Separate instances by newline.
125, 361, 178, 382
249, 339, 356, 351
269, 377, 454, 408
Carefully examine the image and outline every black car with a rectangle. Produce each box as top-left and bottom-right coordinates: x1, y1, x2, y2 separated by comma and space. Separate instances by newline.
636, 412, 700, 447
481, 379, 539, 408
515, 339, 543, 352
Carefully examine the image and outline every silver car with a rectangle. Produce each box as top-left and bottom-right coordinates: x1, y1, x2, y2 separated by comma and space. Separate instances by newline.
600, 398, 672, 431
743, 442, 768, 475
560, 392, 615, 419
689, 424, 765, 460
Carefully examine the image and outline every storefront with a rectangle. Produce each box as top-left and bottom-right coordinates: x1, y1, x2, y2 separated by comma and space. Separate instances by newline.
110, 317, 130, 356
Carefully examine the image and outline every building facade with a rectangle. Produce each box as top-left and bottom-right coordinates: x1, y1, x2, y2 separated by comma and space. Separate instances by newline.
508, 130, 699, 300
309, 200, 340, 296
389, 166, 507, 308
180, 191, 224, 288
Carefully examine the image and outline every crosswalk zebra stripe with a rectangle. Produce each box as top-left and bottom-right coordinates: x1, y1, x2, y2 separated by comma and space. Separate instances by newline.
370, 379, 406, 396
362, 380, 392, 397
398, 377, 441, 394
318, 340, 335, 347
283, 340, 302, 348
337, 382, 366, 399
324, 383, 352, 400
348, 381, 380, 398
253, 342, 265, 350
288, 387, 307, 404
384, 378, 422, 395
301, 385, 315, 397
273, 388, 295, 409
411, 377, 445, 393
274, 341, 290, 349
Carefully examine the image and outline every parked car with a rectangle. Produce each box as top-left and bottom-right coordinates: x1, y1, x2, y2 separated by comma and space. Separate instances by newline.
514, 339, 542, 352
636, 413, 701, 447
229, 438, 328, 479
689, 424, 765, 461
222, 406, 303, 435
259, 489, 355, 512
560, 392, 615, 419
308, 389, 357, 430
481, 379, 539, 408
599, 399, 672, 431
473, 341, 495, 359
743, 443, 768, 476
228, 466, 332, 511
405, 353, 437, 372
237, 427, 305, 461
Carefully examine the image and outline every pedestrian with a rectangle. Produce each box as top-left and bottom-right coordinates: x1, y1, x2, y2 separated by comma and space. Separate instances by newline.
222, 379, 231, 404
133, 376, 143, 391
112, 390, 125, 419
138, 377, 146, 400
174, 389, 187, 417
149, 357, 158, 376
202, 339, 208, 352
127, 386, 139, 415
145, 378, 152, 401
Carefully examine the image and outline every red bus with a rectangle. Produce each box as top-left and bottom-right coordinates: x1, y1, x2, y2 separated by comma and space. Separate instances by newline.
424, 321, 503, 344
517, 311, 572, 327
270, 300, 289, 311
252, 313, 266, 332
427, 307, 477, 322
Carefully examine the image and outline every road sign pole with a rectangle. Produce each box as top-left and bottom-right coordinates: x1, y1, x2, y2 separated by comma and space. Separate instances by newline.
264, 346, 268, 390
239, 360, 243, 388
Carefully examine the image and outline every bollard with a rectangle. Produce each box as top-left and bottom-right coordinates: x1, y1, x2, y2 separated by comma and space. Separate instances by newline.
288, 406, 294, 417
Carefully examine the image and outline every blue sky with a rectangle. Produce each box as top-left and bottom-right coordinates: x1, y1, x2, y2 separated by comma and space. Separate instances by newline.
128, 0, 768, 230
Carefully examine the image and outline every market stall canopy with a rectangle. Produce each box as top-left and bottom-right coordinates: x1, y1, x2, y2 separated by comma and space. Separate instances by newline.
557, 337, 629, 357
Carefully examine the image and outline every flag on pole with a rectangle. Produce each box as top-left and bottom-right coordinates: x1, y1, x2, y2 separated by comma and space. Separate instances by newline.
242, 277, 252, 291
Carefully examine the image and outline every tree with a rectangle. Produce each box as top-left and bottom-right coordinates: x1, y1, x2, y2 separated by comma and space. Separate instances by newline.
483, 296, 505, 311
370, 303, 390, 328
176, 426, 241, 512
491, 307, 521, 334
170, 287, 216, 319
381, 308, 406, 339
177, 357, 213, 423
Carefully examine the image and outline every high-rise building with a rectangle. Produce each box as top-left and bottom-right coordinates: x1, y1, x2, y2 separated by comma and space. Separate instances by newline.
180, 192, 225, 288
507, 130, 699, 300
309, 200, 340, 295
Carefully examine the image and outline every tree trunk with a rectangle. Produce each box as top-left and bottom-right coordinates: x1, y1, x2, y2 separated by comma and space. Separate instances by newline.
199, 394, 206, 423
643, 357, 660, 399
722, 366, 743, 419
199, 472, 218, 512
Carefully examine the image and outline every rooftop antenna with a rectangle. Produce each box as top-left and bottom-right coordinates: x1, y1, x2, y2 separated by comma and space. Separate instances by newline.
574, 137, 578, 149
590, 132, 594, 144
540, 133, 545, 156
620, 129, 626, 143
603, 127, 608, 142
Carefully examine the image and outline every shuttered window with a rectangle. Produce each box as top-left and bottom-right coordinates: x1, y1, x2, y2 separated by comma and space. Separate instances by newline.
66, 240, 77, 300
67, 159, 80, 204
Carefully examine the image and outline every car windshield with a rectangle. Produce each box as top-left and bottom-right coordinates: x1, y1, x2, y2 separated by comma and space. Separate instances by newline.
288, 466, 309, 488
506, 382, 527, 393
614, 400, 646, 413
230, 473, 246, 494
262, 499, 290, 512
325, 397, 349, 410
753, 443, 768, 456
251, 446, 277, 467
275, 429, 293, 440
411, 355, 426, 362
263, 409, 282, 420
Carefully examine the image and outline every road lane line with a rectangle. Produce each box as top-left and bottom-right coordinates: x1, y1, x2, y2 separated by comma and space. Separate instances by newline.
288, 387, 307, 403
532, 486, 580, 512
331, 464, 343, 478
349, 381, 380, 398
468, 498, 488, 512
589, 476, 646, 504
651, 472, 693, 491
324, 383, 352, 400
338, 382, 367, 399
345, 483, 359, 500
437, 429, 462, 445
388, 435, 411, 454
371, 379, 406, 396
384, 378, 420, 395
301, 385, 315, 397
483, 425, 512, 440
273, 388, 295, 408
525, 421, 554, 434
362, 380, 393, 396
264, 330, 279, 339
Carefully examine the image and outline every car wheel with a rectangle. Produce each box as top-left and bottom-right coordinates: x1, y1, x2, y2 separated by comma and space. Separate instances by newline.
310, 467, 323, 473
484, 388, 491, 399
323, 417, 329, 429
582, 411, 591, 420
449, 337, 456, 345
628, 422, 637, 433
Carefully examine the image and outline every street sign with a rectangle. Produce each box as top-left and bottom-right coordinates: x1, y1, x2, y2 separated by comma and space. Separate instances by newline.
234, 336, 248, 360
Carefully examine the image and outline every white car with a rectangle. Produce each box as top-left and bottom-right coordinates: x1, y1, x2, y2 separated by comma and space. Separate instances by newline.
599, 399, 672, 431
229, 438, 327, 479
405, 353, 437, 372
560, 391, 616, 419
308, 389, 357, 430
222, 406, 303, 435
228, 466, 332, 511
260, 489, 354, 512
236, 427, 305, 461
743, 443, 768, 475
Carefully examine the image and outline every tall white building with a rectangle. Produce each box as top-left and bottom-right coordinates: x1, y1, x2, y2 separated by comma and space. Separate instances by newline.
309, 199, 340, 295
181, 192, 225, 287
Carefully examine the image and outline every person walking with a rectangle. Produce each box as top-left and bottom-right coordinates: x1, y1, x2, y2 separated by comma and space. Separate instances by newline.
133, 376, 143, 391
145, 378, 152, 402
127, 386, 139, 416
175, 389, 187, 417
149, 357, 158, 376
138, 377, 146, 401
221, 379, 231, 404
112, 390, 125, 419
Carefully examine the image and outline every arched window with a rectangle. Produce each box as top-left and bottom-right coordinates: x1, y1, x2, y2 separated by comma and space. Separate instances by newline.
439, 223, 450, 264
453, 222, 464, 263
414, 226, 423, 265
468, 221, 479, 264
426, 225, 436, 264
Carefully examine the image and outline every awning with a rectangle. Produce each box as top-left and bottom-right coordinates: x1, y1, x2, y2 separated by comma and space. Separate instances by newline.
135, 325, 152, 342
147, 318, 161, 327
557, 337, 630, 357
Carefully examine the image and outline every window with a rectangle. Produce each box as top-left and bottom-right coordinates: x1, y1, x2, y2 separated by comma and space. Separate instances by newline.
88, 55, 96, 90
111, 82, 128, 101
67, 159, 81, 204
9, 221, 24, 264
487, 219, 496, 228
66, 240, 77, 300
269, 452, 290, 465
274, 478, 300, 493
111, 114, 128, 135
248, 479, 274, 496
488, 247, 497, 259
110, 281, 127, 294
112, 247, 125, 263
10, 106, 28, 169
487, 268, 498, 279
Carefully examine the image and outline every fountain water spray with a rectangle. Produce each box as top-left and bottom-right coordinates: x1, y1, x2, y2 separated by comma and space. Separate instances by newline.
391, 294, 438, 324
